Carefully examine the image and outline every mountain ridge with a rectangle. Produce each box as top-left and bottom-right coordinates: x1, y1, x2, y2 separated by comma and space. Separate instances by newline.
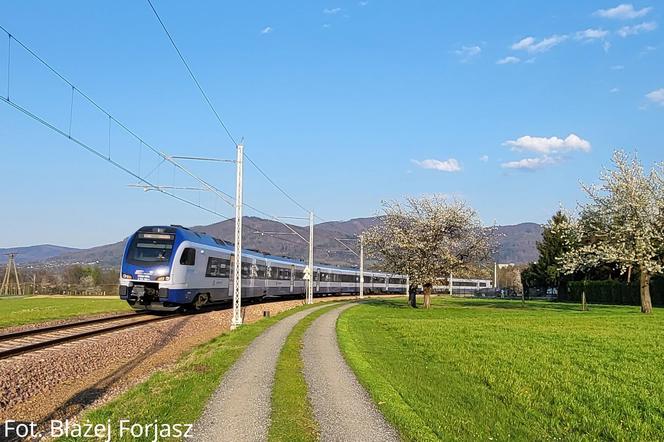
3, 217, 542, 268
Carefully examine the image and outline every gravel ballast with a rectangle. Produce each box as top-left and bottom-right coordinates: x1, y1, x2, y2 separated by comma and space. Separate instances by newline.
302, 304, 400, 442
193, 303, 331, 442
0, 298, 331, 424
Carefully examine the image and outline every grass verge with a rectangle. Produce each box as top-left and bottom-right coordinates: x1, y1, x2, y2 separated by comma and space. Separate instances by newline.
269, 303, 343, 442
337, 297, 664, 441
0, 296, 132, 329
60, 302, 327, 442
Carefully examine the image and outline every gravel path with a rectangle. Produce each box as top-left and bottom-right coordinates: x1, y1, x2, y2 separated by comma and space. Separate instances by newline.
193, 304, 330, 442
302, 304, 400, 442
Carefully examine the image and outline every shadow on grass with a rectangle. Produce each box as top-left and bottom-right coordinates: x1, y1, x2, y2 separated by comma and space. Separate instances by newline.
362, 296, 639, 315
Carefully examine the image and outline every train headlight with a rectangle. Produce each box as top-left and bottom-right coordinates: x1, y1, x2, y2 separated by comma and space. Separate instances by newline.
156, 275, 170, 281
122, 273, 133, 280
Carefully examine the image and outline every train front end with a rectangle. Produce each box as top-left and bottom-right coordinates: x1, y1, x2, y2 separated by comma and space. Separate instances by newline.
119, 226, 179, 311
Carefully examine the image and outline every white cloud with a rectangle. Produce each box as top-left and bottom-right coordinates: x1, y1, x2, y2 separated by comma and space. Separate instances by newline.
511, 35, 568, 54
479, 155, 489, 162
260, 26, 273, 35
359, 1, 369, 5
497, 56, 520, 64
501, 156, 559, 170
594, 4, 653, 19
610, 87, 620, 93
454, 45, 481, 62
575, 28, 610, 40
640, 44, 657, 56
323, 7, 342, 14
322, 23, 331, 29
646, 88, 664, 105
412, 158, 462, 172
603, 41, 612, 52
504, 133, 591, 154
611, 64, 625, 70
617, 21, 657, 37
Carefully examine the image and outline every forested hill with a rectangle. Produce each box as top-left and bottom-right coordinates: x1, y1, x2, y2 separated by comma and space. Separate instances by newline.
7, 218, 542, 268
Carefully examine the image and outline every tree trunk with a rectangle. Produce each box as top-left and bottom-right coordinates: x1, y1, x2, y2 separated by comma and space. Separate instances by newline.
640, 270, 653, 314
581, 291, 587, 311
423, 283, 432, 309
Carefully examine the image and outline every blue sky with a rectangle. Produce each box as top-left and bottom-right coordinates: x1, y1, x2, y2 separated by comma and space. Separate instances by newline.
0, 1, 662, 248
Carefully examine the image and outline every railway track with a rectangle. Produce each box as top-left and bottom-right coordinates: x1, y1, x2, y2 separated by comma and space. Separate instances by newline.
0, 312, 183, 360
0, 292, 383, 361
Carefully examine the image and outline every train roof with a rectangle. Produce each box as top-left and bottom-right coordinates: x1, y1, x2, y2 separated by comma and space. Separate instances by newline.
137, 225, 402, 276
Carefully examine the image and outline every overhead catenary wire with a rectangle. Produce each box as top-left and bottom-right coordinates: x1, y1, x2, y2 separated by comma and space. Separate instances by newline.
334, 237, 361, 259
2, 21, 310, 252
0, 95, 231, 221
145, 0, 237, 147
0, 23, 237, 210
145, 0, 313, 217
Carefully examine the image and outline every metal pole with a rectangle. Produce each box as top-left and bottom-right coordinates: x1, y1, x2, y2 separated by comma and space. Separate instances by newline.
231, 144, 244, 329
449, 272, 453, 296
13, 256, 21, 296
359, 234, 364, 299
494, 262, 497, 289
307, 211, 314, 304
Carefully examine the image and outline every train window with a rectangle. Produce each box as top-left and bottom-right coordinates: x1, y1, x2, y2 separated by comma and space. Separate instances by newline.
180, 248, 196, 266
340, 274, 355, 283
256, 264, 267, 279
242, 263, 251, 278
364, 276, 371, 283
295, 270, 304, 279
127, 233, 174, 264
205, 257, 230, 277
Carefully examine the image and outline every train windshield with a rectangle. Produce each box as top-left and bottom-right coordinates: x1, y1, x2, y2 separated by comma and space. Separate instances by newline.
126, 232, 175, 264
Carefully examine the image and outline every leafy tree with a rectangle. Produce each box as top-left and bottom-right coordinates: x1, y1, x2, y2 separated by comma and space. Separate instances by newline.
522, 211, 572, 293
364, 195, 496, 308
559, 151, 664, 313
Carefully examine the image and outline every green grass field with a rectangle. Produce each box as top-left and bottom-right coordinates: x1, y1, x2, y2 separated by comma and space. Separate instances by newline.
269, 303, 342, 442
0, 296, 132, 329
337, 297, 664, 441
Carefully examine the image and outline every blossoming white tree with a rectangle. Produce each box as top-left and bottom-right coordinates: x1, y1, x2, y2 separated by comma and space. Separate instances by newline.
559, 151, 664, 313
364, 195, 496, 308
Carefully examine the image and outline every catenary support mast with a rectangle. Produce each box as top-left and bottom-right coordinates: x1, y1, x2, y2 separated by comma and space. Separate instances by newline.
231, 144, 244, 329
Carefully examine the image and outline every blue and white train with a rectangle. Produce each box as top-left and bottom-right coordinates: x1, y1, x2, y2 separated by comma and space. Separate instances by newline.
119, 225, 408, 311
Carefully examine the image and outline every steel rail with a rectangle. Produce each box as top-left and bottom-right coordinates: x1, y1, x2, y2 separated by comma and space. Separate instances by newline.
0, 312, 147, 341
0, 314, 182, 360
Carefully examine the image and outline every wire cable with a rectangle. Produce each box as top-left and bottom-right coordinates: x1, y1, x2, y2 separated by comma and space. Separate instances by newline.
145, 1, 313, 216
145, 0, 237, 147
0, 23, 237, 209
0, 95, 231, 221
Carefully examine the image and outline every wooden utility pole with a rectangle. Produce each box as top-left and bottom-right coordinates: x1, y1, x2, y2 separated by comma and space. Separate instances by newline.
1, 253, 22, 296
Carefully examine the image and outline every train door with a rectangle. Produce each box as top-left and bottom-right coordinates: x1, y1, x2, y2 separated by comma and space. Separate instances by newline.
249, 258, 257, 296
290, 265, 295, 293
266, 262, 273, 295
